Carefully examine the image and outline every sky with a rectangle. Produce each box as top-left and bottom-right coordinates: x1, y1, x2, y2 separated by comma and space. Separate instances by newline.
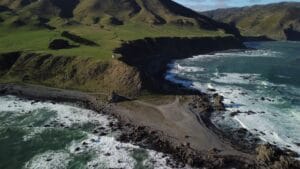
174, 0, 300, 11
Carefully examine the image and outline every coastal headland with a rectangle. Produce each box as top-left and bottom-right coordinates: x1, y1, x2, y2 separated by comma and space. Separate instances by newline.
1, 36, 300, 169
1, 0, 300, 168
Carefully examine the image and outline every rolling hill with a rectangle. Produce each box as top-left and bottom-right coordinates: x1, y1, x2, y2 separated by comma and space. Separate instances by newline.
202, 2, 300, 41
0, 0, 241, 57
0, 0, 239, 31
0, 0, 243, 96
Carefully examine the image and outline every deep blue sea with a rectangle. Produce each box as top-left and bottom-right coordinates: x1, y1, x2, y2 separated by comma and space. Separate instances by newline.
166, 41, 300, 154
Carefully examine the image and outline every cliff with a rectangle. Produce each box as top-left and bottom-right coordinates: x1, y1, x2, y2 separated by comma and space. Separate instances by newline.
0, 36, 244, 97
0, 52, 142, 97
115, 36, 245, 94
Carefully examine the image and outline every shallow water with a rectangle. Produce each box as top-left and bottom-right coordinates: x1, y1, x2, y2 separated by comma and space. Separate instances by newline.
0, 95, 189, 169
166, 41, 300, 154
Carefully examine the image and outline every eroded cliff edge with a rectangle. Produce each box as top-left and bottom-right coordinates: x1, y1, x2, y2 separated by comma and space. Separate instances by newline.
115, 36, 245, 95
0, 36, 244, 97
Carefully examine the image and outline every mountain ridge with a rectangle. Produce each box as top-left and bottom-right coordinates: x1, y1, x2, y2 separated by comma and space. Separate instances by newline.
0, 0, 240, 36
201, 2, 300, 40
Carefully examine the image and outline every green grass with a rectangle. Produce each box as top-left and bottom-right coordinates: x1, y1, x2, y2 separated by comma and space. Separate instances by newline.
112, 21, 225, 40
0, 26, 59, 52
0, 25, 114, 59
0, 0, 230, 60
0, 19, 226, 60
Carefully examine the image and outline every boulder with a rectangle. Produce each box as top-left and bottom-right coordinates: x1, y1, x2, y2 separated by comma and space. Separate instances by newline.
212, 94, 225, 111
108, 92, 130, 103
256, 144, 276, 163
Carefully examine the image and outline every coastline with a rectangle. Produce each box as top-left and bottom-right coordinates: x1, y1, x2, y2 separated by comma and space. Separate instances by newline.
0, 83, 254, 168
1, 37, 300, 169
2, 82, 299, 169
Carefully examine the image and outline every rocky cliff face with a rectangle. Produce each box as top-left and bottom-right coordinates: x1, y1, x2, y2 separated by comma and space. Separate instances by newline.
115, 36, 245, 94
0, 36, 244, 97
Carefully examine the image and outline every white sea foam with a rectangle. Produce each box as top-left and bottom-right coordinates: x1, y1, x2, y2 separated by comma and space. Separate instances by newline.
166, 63, 204, 80
234, 113, 300, 154
0, 96, 191, 169
0, 95, 115, 142
188, 49, 281, 61
165, 49, 300, 156
23, 127, 47, 141
0, 95, 113, 128
203, 77, 300, 154
291, 108, 300, 121
24, 151, 71, 169
211, 73, 261, 85
73, 135, 137, 169
173, 63, 205, 73
68, 134, 190, 169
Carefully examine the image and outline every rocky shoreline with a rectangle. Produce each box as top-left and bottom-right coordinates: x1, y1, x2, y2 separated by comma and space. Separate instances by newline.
1, 83, 300, 169
0, 83, 250, 168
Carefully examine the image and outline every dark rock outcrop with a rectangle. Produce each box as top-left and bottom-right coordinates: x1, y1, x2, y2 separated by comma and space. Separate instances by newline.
48, 39, 77, 50
284, 28, 300, 41
212, 94, 225, 111
242, 36, 275, 42
108, 92, 130, 103
61, 31, 98, 46
115, 36, 245, 94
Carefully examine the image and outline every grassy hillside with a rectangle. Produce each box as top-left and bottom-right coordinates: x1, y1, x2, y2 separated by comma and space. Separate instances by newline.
202, 2, 300, 40
0, 0, 237, 59
0, 0, 243, 96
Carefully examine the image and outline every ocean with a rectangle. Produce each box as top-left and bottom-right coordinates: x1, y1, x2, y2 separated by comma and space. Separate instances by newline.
0, 95, 187, 169
166, 41, 300, 154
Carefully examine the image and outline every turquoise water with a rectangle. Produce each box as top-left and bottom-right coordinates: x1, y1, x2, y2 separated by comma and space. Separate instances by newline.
166, 41, 300, 154
0, 95, 184, 169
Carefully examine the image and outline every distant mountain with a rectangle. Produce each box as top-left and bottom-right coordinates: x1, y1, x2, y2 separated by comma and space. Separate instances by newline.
202, 2, 300, 40
0, 0, 239, 36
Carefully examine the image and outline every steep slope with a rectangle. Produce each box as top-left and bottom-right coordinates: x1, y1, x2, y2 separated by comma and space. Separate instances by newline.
202, 2, 300, 40
0, 0, 240, 36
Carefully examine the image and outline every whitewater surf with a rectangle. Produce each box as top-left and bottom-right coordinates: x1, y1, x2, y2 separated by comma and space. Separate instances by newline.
166, 41, 300, 155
